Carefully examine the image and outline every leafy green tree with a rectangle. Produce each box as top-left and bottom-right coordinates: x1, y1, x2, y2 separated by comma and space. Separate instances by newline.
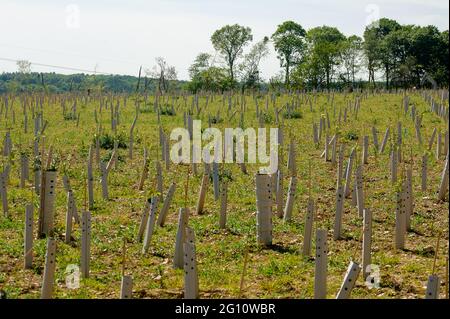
363, 18, 401, 89
146, 57, 177, 93
211, 24, 253, 83
268, 71, 285, 91
306, 26, 346, 88
340, 35, 363, 87
291, 51, 325, 89
16, 60, 32, 74
239, 36, 270, 90
188, 53, 232, 93
189, 67, 232, 93
271, 21, 307, 86
383, 25, 414, 87
435, 30, 449, 87
188, 53, 212, 79
408, 25, 446, 87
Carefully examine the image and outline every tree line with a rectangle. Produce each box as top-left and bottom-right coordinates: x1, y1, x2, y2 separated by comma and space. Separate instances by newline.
1, 17, 448, 94
189, 18, 448, 92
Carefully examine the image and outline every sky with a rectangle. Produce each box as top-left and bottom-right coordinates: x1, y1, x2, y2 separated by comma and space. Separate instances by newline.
0, 0, 448, 80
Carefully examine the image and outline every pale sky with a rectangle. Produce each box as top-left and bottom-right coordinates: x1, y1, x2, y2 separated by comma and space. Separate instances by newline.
0, 0, 448, 80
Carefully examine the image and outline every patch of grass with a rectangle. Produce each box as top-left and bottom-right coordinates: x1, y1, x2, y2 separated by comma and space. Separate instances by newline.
344, 130, 359, 141
0, 91, 447, 300
160, 105, 175, 116
96, 133, 127, 150
283, 110, 303, 119
259, 112, 273, 124
209, 115, 223, 124
63, 113, 77, 121
140, 106, 153, 114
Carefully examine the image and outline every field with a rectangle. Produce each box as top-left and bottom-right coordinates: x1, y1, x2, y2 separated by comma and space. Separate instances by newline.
0, 90, 448, 299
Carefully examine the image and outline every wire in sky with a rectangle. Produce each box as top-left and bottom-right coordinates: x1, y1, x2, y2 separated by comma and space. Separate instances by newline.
0, 57, 136, 76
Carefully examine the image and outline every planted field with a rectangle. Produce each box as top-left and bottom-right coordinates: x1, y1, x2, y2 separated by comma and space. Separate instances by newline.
0, 90, 448, 299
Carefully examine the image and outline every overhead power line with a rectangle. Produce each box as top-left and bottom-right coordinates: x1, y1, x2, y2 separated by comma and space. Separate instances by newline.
0, 57, 134, 76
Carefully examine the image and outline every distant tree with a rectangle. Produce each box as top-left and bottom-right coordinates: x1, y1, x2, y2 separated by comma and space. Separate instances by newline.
363, 18, 401, 89
239, 36, 270, 90
408, 25, 447, 87
188, 53, 232, 93
146, 57, 177, 93
362, 26, 379, 86
16, 60, 31, 74
271, 21, 307, 86
363, 20, 448, 89
306, 26, 346, 88
211, 24, 253, 84
188, 53, 213, 79
384, 25, 414, 87
291, 52, 325, 89
5, 80, 20, 93
436, 30, 449, 87
268, 71, 285, 92
340, 35, 363, 87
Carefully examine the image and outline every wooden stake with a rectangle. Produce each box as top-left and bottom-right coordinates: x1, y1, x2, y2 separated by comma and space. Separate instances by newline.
157, 182, 176, 227
24, 204, 33, 269
41, 238, 56, 299
219, 181, 228, 229
362, 135, 369, 164
138, 147, 148, 190
81, 211, 91, 278
0, 171, 8, 218
379, 127, 390, 154
174, 207, 190, 269
336, 261, 361, 299
283, 176, 297, 222
239, 248, 249, 298
372, 126, 379, 152
183, 227, 199, 299
390, 149, 398, 184
394, 188, 406, 250
142, 197, 158, 254
120, 275, 133, 299
405, 168, 413, 230
212, 162, 220, 201
355, 165, 364, 218
362, 208, 372, 280
302, 199, 314, 256
137, 199, 151, 242
446, 257, 449, 299
41, 170, 57, 236
425, 274, 440, 299
436, 131, 442, 160
438, 155, 449, 201
65, 191, 74, 244
432, 232, 441, 276
121, 237, 127, 276
333, 185, 344, 240
275, 169, 284, 218
255, 173, 272, 246
421, 154, 428, 192
428, 128, 437, 150
344, 148, 355, 197
314, 229, 328, 299
87, 145, 94, 209
156, 161, 163, 201
196, 172, 209, 215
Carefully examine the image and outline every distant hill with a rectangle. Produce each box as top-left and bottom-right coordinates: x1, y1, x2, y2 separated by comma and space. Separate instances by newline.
0, 72, 188, 94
